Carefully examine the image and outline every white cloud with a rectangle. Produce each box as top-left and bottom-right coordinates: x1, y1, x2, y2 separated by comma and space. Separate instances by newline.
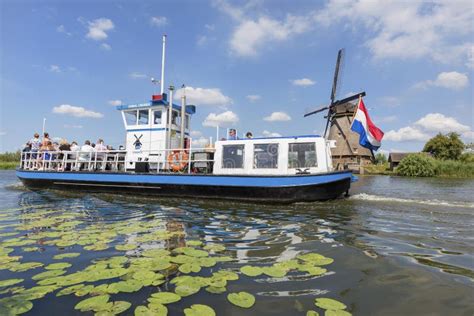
130, 72, 147, 79
415, 71, 469, 90
378, 96, 400, 107
86, 18, 114, 41
374, 115, 397, 123
191, 137, 210, 148
384, 113, 472, 142
246, 94, 261, 102
108, 100, 122, 106
100, 43, 111, 50
0, 132, 6, 136
49, 65, 61, 73
291, 78, 315, 86
52, 104, 103, 118
56, 25, 71, 36
174, 87, 232, 106
150, 16, 168, 27
190, 130, 202, 137
262, 130, 282, 137
203, 111, 239, 127
384, 126, 431, 142
414, 113, 470, 133
263, 111, 291, 122
64, 124, 83, 129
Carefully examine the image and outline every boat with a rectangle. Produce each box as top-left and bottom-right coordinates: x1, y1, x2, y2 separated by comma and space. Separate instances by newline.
16, 36, 355, 203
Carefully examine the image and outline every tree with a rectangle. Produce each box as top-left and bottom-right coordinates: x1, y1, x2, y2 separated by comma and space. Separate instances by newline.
374, 153, 387, 164
397, 153, 436, 177
422, 132, 464, 160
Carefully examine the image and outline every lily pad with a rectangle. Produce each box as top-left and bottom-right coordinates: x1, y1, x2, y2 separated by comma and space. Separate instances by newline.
53, 253, 80, 260
115, 244, 137, 251
315, 298, 347, 310
110, 301, 132, 314
0, 297, 33, 314
175, 284, 200, 297
307, 311, 320, 316
146, 303, 168, 316
57, 284, 85, 297
45, 262, 71, 270
9, 262, 44, 272
262, 266, 286, 278
184, 304, 216, 316
74, 294, 110, 312
182, 248, 208, 258
325, 310, 352, 316
149, 292, 181, 304
0, 278, 23, 288
240, 265, 263, 277
32, 270, 66, 280
227, 291, 255, 308
179, 263, 201, 274
205, 286, 226, 294
203, 244, 226, 252
186, 240, 203, 247
134, 306, 155, 316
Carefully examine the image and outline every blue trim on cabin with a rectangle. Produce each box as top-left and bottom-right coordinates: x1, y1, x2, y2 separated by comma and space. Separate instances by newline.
116, 101, 196, 115
16, 170, 352, 188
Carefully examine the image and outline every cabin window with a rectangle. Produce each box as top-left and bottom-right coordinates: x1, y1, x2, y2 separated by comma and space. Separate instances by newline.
138, 110, 149, 125
185, 115, 190, 129
172, 111, 179, 125
288, 142, 317, 168
254, 144, 278, 169
124, 110, 137, 125
153, 110, 162, 125
222, 145, 244, 169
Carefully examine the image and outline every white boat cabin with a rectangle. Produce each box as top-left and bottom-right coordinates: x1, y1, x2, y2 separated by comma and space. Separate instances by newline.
213, 136, 335, 175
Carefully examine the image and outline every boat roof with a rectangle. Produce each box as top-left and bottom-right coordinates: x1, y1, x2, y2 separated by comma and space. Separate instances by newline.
219, 134, 322, 141
116, 94, 196, 115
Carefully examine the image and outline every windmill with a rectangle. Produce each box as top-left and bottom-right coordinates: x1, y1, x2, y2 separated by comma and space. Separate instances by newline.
304, 49, 374, 172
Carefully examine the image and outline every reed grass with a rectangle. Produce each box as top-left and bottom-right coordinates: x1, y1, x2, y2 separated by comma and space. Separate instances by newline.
0, 151, 20, 170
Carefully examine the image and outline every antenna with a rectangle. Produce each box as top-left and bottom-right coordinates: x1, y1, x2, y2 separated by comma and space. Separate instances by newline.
160, 35, 167, 95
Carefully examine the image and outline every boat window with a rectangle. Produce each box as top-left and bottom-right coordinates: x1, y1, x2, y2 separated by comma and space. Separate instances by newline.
138, 110, 149, 125
222, 144, 244, 168
153, 110, 162, 125
185, 115, 190, 129
254, 143, 278, 168
124, 110, 137, 125
288, 142, 317, 168
172, 111, 180, 125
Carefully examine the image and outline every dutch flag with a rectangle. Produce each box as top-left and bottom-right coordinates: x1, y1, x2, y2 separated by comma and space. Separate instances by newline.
351, 98, 384, 151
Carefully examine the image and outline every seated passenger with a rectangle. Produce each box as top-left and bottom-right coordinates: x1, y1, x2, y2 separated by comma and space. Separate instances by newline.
30, 133, 41, 154
41, 132, 51, 147
79, 140, 94, 170
95, 139, 107, 159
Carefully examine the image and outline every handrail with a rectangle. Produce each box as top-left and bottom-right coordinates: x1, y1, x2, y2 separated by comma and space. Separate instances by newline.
19, 148, 215, 174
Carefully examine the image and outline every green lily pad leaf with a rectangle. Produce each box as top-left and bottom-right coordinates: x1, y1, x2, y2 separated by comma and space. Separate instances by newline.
213, 270, 239, 281
22, 247, 39, 252
186, 240, 203, 247
9, 262, 44, 272
203, 244, 226, 252
149, 292, 181, 304
132, 270, 157, 281
182, 248, 208, 258
205, 286, 226, 294
109, 280, 143, 293
141, 249, 170, 258
0, 278, 23, 288
306, 267, 327, 276
184, 304, 216, 316
32, 269, 66, 280
325, 310, 352, 316
115, 244, 137, 251
134, 306, 154, 316
170, 255, 194, 264
74, 285, 95, 297
57, 284, 85, 297
298, 253, 334, 266
147, 303, 168, 316
213, 256, 233, 262
307, 311, 320, 316
53, 253, 80, 260
0, 297, 33, 315
45, 262, 71, 270
315, 298, 347, 310
240, 265, 263, 277
175, 284, 200, 297
74, 294, 110, 312
179, 263, 201, 274
262, 266, 286, 278
110, 301, 132, 314
227, 291, 255, 308
196, 257, 217, 268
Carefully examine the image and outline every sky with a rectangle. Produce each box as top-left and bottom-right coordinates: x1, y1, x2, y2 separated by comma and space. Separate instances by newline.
1, 0, 473, 153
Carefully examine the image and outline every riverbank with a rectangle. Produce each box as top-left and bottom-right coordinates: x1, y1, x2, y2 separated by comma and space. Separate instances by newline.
364, 160, 474, 178
0, 162, 18, 170
0, 152, 20, 170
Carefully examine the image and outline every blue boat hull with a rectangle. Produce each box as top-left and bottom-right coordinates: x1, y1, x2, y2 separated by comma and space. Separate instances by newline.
16, 170, 352, 203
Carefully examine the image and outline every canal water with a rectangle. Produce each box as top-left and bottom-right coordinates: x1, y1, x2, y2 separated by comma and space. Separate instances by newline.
0, 170, 472, 315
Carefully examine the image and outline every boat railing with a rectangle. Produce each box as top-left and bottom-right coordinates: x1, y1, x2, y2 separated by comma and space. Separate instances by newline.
19, 147, 216, 174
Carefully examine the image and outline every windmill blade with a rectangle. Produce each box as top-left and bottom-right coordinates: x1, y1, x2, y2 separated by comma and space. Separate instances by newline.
304, 104, 330, 117
330, 49, 345, 105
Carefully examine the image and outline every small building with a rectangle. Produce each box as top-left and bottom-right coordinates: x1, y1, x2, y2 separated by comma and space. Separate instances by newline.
388, 152, 412, 170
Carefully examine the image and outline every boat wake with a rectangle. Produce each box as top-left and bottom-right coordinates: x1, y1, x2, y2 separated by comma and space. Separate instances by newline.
349, 193, 474, 208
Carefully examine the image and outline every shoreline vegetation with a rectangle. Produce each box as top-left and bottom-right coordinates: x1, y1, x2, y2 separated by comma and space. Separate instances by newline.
0, 152, 20, 170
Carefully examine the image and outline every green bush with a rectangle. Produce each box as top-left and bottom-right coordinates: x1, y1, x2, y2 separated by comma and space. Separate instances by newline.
459, 153, 474, 163
433, 159, 474, 178
374, 153, 387, 165
396, 153, 436, 177
0, 151, 21, 162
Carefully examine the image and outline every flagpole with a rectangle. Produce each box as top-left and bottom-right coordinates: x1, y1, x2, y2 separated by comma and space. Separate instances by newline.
350, 94, 362, 129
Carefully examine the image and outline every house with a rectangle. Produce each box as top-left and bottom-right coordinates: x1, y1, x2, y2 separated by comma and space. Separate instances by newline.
388, 152, 412, 170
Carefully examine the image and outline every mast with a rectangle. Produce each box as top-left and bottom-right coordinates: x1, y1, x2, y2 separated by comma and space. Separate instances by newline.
160, 35, 166, 95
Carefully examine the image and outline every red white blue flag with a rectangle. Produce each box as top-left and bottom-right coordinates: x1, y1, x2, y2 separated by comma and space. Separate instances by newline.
351, 98, 384, 151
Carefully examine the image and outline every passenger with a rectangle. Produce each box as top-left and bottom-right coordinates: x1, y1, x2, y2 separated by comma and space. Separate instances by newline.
94, 139, 108, 170
57, 139, 71, 171
59, 139, 71, 151
246, 132, 253, 139
79, 140, 94, 170
21, 142, 32, 169
228, 129, 237, 140
106, 145, 114, 150
69, 141, 80, 170
41, 132, 51, 147
30, 133, 41, 154
39, 141, 54, 170
70, 141, 79, 152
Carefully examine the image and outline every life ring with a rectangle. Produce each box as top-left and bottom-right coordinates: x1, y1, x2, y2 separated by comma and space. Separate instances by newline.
167, 151, 189, 172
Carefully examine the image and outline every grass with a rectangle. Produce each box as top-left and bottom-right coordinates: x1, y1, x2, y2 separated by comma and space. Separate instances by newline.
363, 163, 393, 175
364, 160, 474, 178
0, 151, 20, 170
